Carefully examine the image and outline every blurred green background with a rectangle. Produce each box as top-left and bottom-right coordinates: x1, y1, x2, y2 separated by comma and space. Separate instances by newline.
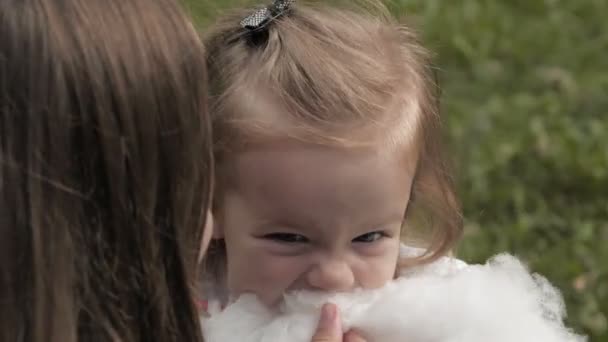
183, 0, 608, 340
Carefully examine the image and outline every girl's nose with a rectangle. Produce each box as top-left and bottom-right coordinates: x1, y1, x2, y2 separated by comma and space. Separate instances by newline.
306, 256, 355, 292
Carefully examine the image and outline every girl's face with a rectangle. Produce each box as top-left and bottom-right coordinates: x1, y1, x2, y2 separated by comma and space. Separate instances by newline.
215, 142, 416, 307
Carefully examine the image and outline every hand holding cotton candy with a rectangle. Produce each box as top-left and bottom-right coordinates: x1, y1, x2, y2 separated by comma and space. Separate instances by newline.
202, 254, 586, 342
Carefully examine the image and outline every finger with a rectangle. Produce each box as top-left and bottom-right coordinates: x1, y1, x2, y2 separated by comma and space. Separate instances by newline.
311, 303, 342, 342
344, 330, 367, 342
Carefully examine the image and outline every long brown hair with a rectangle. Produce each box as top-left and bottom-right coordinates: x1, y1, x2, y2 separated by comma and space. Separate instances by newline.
0, 0, 211, 341
205, 0, 462, 270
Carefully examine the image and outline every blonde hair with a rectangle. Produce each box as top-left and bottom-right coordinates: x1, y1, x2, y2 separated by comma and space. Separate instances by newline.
205, 0, 462, 269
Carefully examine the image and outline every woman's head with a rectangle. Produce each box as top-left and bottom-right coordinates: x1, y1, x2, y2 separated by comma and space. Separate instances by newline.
0, 0, 211, 341
205, 0, 462, 306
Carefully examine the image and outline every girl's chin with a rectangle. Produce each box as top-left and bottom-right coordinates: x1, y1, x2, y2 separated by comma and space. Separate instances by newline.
229, 292, 282, 310
264, 296, 285, 311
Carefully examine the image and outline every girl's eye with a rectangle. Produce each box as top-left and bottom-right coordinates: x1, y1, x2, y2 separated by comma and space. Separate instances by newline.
353, 231, 384, 243
264, 233, 309, 243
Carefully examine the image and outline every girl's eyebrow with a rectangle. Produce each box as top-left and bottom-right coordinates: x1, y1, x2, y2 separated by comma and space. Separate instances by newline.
253, 212, 405, 234
368, 213, 406, 226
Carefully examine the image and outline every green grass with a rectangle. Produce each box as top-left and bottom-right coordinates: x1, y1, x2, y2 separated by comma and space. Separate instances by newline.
184, 1, 608, 340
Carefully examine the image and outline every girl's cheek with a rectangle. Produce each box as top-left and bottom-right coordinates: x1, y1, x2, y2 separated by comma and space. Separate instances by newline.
258, 254, 311, 287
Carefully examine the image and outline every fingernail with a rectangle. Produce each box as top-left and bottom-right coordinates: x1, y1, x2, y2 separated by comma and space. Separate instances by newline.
319, 303, 339, 330
345, 329, 367, 342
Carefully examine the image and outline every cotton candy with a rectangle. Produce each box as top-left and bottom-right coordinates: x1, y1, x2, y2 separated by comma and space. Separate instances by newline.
202, 254, 586, 342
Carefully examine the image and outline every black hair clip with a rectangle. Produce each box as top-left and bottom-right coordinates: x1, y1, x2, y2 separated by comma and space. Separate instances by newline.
240, 0, 295, 31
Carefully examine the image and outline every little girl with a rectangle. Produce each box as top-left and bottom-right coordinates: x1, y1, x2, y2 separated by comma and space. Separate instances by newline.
203, 0, 462, 309
200, 2, 583, 341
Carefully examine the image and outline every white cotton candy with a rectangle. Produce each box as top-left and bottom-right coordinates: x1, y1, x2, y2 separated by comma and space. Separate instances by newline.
201, 254, 586, 342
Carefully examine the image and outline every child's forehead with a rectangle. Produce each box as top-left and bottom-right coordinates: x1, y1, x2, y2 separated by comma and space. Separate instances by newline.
223, 143, 414, 228
227, 139, 418, 176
